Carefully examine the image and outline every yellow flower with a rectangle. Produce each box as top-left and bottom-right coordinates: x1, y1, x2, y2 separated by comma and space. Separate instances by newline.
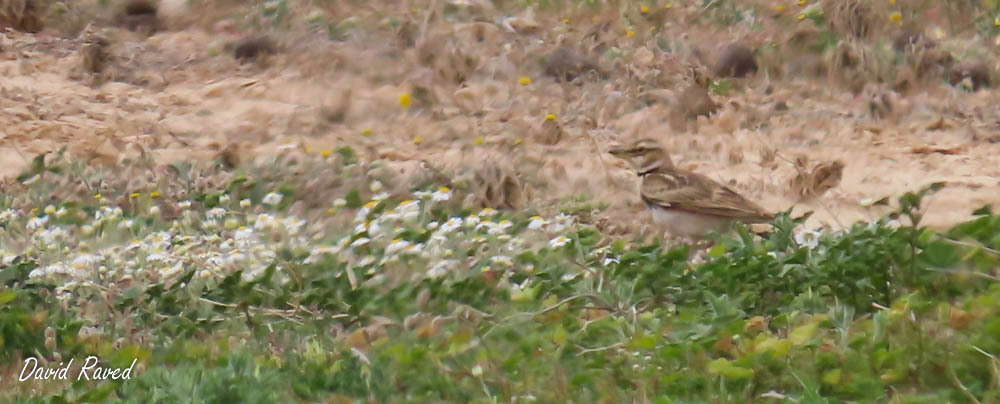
150, 191, 161, 198
94, 194, 102, 200
514, 138, 523, 146
562, 18, 569, 23
626, 30, 635, 38
889, 12, 901, 23
797, 13, 805, 20
321, 149, 332, 157
327, 208, 337, 215
775, 5, 785, 11
399, 93, 412, 108
545, 113, 556, 121
518, 76, 532, 85
664, 3, 672, 8
994, 17, 1000, 26
361, 128, 372, 136
413, 136, 423, 145
474, 136, 484, 145
31, 207, 40, 214
364, 201, 378, 209
889, 0, 895, 4
640, 5, 649, 13
129, 192, 140, 199
798, 0, 805, 5
438, 186, 450, 193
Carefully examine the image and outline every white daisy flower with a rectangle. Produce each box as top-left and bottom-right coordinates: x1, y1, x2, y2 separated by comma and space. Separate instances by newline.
439, 217, 462, 233
794, 229, 822, 249
161, 262, 184, 279
527, 216, 548, 230
427, 260, 454, 278
146, 253, 170, 263
354, 221, 369, 235
262, 192, 283, 206
206, 208, 226, 220
0, 209, 19, 222
71, 254, 101, 269
385, 239, 411, 255
404, 243, 423, 255
465, 216, 480, 227
431, 187, 452, 202
549, 235, 570, 248
491, 255, 514, 267
27, 216, 48, 231
234, 228, 254, 241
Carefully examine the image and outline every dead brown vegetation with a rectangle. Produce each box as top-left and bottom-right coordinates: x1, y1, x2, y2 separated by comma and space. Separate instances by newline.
0, 0, 43, 32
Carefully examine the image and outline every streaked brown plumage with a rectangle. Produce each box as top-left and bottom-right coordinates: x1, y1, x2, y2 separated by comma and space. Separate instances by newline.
609, 138, 774, 238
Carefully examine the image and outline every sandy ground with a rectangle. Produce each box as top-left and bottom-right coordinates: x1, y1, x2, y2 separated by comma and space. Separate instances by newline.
2, 2, 1000, 232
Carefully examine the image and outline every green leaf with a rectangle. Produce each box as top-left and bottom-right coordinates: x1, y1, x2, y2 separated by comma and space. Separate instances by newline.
919, 240, 959, 267
754, 337, 791, 357
345, 190, 362, 209
77, 382, 116, 402
707, 358, 732, 375
720, 365, 754, 379
707, 358, 753, 379
552, 324, 568, 346
789, 320, 820, 346
336, 146, 357, 164
822, 368, 842, 385
204, 193, 221, 208
227, 176, 249, 192
972, 205, 994, 216
707, 244, 727, 258
627, 332, 657, 351
30, 152, 47, 174
0, 290, 16, 306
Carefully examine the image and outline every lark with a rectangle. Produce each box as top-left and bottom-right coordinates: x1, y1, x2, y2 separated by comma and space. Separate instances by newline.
609, 138, 774, 239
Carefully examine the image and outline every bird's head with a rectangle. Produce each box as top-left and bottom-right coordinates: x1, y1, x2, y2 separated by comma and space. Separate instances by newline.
608, 138, 673, 174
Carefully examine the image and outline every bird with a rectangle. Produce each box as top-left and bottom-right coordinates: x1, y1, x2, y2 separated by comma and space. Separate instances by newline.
609, 138, 775, 239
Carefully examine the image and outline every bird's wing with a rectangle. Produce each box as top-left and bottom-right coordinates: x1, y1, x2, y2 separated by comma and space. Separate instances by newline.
640, 170, 774, 222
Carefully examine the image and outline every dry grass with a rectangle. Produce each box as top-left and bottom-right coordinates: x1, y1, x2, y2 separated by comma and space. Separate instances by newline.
1, 0, 1000, 233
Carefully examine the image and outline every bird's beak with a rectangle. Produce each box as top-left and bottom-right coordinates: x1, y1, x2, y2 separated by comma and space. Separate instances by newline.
608, 145, 626, 157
